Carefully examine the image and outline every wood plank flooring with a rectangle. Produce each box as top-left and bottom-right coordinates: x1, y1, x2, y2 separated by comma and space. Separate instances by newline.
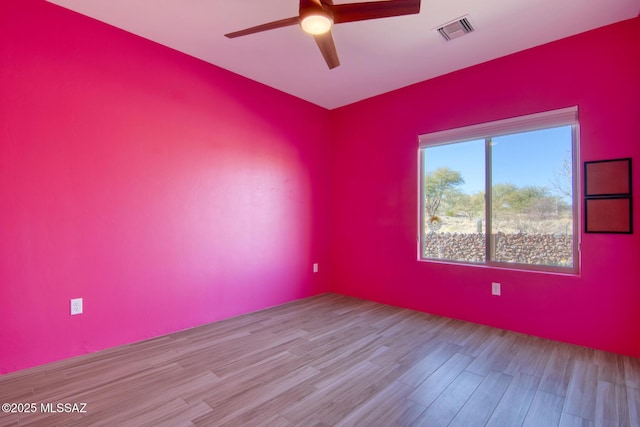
1, 293, 639, 426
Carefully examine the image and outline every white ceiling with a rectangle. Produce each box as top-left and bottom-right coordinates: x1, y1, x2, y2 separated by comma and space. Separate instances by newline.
47, 0, 639, 109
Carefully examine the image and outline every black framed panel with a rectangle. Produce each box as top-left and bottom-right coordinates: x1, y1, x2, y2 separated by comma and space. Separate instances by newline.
584, 158, 632, 197
584, 197, 633, 234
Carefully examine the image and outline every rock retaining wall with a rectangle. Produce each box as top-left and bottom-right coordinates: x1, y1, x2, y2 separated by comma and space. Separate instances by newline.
423, 232, 573, 266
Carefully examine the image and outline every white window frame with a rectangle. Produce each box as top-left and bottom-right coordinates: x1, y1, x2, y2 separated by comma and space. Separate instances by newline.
418, 106, 580, 274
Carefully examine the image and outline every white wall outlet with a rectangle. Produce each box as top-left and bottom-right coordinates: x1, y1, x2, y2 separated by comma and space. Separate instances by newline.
313, 263, 319, 273
70, 298, 83, 315
491, 282, 501, 296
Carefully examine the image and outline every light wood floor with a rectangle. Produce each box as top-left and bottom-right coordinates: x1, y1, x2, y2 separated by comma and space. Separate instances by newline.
1, 293, 639, 426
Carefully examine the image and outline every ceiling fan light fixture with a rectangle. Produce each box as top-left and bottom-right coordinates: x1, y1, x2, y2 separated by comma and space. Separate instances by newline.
300, 13, 333, 35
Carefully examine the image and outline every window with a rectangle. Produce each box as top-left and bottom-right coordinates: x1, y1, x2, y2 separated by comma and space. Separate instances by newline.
419, 107, 579, 273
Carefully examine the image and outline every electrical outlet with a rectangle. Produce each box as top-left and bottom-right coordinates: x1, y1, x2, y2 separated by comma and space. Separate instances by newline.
70, 298, 83, 315
491, 282, 501, 296
313, 263, 319, 273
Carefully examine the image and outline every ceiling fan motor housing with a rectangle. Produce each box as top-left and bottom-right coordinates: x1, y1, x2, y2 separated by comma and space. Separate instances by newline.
300, 2, 334, 35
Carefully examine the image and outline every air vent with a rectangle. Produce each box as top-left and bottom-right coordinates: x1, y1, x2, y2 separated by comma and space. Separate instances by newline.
437, 16, 474, 41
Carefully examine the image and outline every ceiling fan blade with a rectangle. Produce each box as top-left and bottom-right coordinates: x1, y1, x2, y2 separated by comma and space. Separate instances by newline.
225, 16, 300, 38
314, 30, 340, 69
331, 0, 420, 24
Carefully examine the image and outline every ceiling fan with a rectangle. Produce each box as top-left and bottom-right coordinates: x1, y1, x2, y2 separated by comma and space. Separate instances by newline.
225, 0, 421, 69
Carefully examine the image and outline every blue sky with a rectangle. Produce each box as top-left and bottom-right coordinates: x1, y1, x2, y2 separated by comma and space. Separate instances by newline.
423, 126, 573, 195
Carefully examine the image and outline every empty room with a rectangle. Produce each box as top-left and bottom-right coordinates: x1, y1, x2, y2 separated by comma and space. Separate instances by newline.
1, 0, 639, 425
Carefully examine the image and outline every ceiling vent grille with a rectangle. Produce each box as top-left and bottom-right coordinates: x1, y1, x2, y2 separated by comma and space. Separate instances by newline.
437, 16, 474, 41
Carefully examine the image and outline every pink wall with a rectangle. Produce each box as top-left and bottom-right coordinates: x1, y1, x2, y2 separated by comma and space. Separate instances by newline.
0, 1, 331, 374
330, 18, 640, 357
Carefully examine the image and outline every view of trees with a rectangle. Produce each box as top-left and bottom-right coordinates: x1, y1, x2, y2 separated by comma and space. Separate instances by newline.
424, 167, 572, 234
423, 168, 464, 217
423, 166, 574, 266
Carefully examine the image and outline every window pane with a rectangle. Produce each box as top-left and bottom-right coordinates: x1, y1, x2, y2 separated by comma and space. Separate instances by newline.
422, 139, 486, 263
489, 126, 574, 268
